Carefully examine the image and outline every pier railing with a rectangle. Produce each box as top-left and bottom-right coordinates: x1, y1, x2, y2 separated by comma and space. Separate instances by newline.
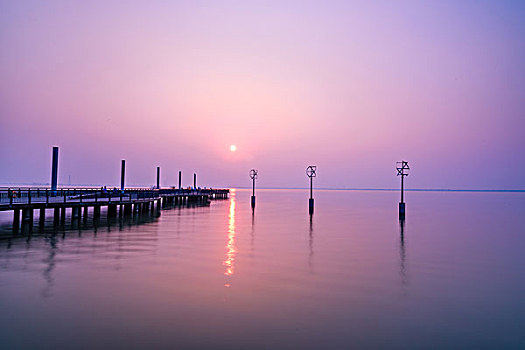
0, 187, 229, 206
0, 188, 159, 205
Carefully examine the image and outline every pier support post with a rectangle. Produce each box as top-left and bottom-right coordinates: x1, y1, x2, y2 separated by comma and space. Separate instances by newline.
108, 204, 117, 218
83, 206, 88, 222
60, 207, 66, 225
54, 208, 60, 225
93, 206, 100, 219
194, 173, 197, 189
13, 209, 20, 232
178, 171, 182, 189
39, 208, 46, 227
22, 208, 32, 232
72, 207, 80, 220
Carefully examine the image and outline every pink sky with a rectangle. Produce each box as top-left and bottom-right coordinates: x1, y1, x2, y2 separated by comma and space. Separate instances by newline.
1, 1, 524, 189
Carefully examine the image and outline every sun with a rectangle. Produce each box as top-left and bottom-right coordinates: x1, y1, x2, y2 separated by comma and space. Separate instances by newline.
230, 145, 237, 152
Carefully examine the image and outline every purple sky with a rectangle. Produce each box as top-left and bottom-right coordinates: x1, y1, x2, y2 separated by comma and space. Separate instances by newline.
1, 1, 524, 189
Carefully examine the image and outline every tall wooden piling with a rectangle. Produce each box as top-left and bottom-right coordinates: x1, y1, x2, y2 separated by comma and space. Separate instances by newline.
51, 146, 59, 191
121, 160, 126, 191
178, 171, 182, 189
156, 166, 161, 189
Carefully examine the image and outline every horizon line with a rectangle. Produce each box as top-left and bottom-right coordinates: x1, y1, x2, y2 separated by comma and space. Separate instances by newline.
232, 187, 525, 193
1, 182, 523, 193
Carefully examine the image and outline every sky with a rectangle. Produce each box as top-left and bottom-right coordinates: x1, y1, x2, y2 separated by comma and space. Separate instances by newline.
1, 0, 524, 190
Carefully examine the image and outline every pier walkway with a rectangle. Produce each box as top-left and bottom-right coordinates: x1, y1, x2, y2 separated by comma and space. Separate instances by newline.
0, 187, 229, 232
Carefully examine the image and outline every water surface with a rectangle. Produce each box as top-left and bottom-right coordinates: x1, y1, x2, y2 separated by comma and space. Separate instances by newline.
1, 189, 524, 349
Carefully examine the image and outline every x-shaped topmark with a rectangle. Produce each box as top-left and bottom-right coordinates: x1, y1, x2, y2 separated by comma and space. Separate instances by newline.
396, 161, 409, 176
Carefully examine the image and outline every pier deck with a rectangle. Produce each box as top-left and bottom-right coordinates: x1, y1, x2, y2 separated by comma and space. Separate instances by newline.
0, 187, 229, 232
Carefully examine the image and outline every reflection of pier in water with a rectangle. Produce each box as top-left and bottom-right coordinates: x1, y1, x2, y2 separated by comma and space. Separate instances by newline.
41, 235, 57, 298
223, 190, 237, 287
0, 195, 213, 239
0, 214, 162, 298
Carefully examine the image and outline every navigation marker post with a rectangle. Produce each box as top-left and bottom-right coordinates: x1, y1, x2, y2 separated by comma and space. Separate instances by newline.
249, 169, 258, 209
306, 165, 317, 215
396, 161, 410, 218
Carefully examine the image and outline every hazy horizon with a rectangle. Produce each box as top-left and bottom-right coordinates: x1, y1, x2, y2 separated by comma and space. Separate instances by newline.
1, 180, 524, 192
1, 1, 524, 190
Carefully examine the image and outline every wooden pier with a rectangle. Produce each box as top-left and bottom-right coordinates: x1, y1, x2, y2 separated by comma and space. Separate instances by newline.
0, 187, 229, 232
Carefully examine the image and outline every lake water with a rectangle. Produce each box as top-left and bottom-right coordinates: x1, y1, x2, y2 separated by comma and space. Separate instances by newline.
0, 189, 524, 349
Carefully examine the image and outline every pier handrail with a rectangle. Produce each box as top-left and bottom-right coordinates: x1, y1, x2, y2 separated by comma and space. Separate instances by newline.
0, 187, 229, 207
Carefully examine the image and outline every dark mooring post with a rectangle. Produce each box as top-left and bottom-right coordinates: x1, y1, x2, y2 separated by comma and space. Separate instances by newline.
51, 146, 59, 192
396, 161, 410, 218
194, 173, 197, 189
121, 159, 126, 192
306, 165, 317, 215
178, 171, 182, 189
156, 166, 160, 189
249, 169, 258, 209
13, 209, 20, 232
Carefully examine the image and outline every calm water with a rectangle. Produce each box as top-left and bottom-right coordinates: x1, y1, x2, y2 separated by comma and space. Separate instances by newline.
0, 189, 524, 349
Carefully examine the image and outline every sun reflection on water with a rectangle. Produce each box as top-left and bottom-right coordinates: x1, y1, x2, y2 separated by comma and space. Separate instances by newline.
223, 189, 237, 285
